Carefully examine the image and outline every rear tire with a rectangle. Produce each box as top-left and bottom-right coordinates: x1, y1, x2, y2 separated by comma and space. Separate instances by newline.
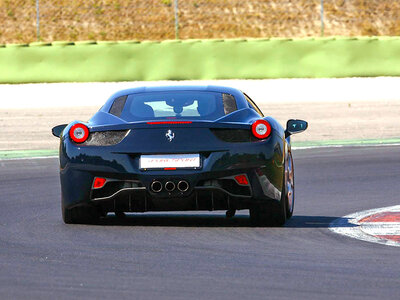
62, 205, 99, 224
249, 200, 287, 227
250, 164, 287, 227
285, 151, 295, 219
250, 182, 287, 227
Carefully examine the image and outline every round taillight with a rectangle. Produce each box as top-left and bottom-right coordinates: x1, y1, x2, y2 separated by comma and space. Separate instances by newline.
69, 123, 89, 143
252, 120, 272, 139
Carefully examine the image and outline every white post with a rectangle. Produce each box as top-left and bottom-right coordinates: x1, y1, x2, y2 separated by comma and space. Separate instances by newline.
320, 0, 324, 37
36, 0, 40, 41
174, 0, 179, 39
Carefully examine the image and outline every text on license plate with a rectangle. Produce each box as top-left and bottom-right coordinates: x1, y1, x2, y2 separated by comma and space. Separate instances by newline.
140, 154, 200, 169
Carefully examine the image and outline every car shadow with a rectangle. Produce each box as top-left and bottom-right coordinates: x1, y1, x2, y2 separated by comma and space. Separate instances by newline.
94, 213, 355, 228
286, 215, 356, 228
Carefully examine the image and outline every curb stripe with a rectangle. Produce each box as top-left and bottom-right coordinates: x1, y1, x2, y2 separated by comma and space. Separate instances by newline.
376, 235, 400, 242
359, 212, 400, 223
360, 224, 400, 235
329, 205, 400, 247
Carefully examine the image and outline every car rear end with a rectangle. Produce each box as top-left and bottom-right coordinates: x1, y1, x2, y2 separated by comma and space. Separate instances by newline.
59, 87, 285, 217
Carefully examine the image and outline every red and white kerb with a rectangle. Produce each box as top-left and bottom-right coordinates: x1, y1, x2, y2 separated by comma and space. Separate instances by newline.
329, 205, 400, 247
69, 123, 89, 143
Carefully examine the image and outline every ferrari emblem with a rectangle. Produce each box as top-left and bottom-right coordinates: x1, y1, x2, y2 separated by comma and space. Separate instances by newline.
165, 129, 175, 142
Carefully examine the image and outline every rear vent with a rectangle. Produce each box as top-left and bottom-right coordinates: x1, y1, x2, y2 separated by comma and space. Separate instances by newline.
210, 129, 257, 143
109, 96, 127, 117
83, 130, 129, 146
222, 93, 237, 115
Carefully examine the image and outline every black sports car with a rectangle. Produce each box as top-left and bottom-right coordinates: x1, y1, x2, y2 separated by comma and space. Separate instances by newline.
52, 85, 307, 226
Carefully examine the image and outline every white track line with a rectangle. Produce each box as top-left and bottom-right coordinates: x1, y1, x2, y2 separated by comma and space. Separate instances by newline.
329, 205, 400, 247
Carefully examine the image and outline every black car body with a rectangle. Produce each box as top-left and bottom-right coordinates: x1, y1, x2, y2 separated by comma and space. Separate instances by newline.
52, 85, 307, 225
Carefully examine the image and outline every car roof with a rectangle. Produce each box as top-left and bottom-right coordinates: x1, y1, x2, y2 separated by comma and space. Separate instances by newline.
110, 85, 242, 97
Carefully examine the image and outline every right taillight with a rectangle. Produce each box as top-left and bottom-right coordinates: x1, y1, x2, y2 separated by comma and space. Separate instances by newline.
251, 120, 271, 139
69, 123, 89, 143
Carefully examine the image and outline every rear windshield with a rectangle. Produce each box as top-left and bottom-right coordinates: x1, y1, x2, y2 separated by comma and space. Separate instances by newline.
109, 91, 238, 121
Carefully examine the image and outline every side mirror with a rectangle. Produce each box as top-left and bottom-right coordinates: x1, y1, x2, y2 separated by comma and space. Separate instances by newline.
285, 119, 308, 137
52, 124, 68, 138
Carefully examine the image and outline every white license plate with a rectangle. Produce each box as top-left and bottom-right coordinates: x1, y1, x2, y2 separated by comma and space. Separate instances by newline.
140, 154, 200, 169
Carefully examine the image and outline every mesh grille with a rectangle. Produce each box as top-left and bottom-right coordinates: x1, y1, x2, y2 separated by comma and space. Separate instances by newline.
83, 130, 129, 146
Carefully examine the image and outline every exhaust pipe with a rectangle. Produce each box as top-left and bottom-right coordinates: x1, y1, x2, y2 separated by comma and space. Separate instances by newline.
165, 181, 176, 192
177, 180, 189, 192
150, 181, 163, 193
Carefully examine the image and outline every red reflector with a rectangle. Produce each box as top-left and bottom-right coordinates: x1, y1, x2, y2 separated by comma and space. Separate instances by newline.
234, 175, 249, 186
164, 167, 177, 170
146, 121, 192, 125
93, 177, 107, 189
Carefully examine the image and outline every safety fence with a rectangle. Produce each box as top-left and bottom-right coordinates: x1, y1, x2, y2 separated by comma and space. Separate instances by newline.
1, 0, 399, 44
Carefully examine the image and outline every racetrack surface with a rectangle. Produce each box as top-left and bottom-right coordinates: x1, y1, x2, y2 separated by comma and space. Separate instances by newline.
0, 146, 400, 299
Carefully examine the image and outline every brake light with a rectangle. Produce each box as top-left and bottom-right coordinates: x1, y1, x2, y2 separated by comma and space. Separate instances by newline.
234, 174, 249, 186
93, 177, 107, 189
146, 121, 192, 125
69, 123, 89, 143
251, 120, 271, 139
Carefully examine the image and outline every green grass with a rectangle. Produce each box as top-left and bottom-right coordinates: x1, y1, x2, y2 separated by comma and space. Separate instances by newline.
0, 150, 58, 159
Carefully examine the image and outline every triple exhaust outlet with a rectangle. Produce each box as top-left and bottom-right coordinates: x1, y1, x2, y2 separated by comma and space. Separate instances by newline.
150, 180, 189, 193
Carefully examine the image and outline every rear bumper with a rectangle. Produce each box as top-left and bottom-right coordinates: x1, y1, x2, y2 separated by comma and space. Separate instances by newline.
61, 168, 283, 212
60, 134, 285, 212
89, 185, 255, 213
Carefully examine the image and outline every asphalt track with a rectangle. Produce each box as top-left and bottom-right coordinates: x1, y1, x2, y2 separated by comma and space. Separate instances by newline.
0, 146, 400, 299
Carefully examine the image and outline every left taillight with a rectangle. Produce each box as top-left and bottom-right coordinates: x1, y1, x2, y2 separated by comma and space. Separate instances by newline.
69, 123, 89, 143
251, 120, 272, 139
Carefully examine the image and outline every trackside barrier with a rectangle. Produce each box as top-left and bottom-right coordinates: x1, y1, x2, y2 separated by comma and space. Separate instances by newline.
1, 37, 400, 83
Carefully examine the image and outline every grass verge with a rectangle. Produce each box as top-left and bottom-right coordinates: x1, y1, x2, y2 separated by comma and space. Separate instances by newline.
0, 150, 58, 159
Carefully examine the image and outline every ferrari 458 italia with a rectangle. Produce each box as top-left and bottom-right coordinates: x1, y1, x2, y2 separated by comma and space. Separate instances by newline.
52, 85, 307, 226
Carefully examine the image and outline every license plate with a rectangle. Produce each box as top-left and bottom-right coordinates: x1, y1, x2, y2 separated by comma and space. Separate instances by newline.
140, 154, 200, 169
